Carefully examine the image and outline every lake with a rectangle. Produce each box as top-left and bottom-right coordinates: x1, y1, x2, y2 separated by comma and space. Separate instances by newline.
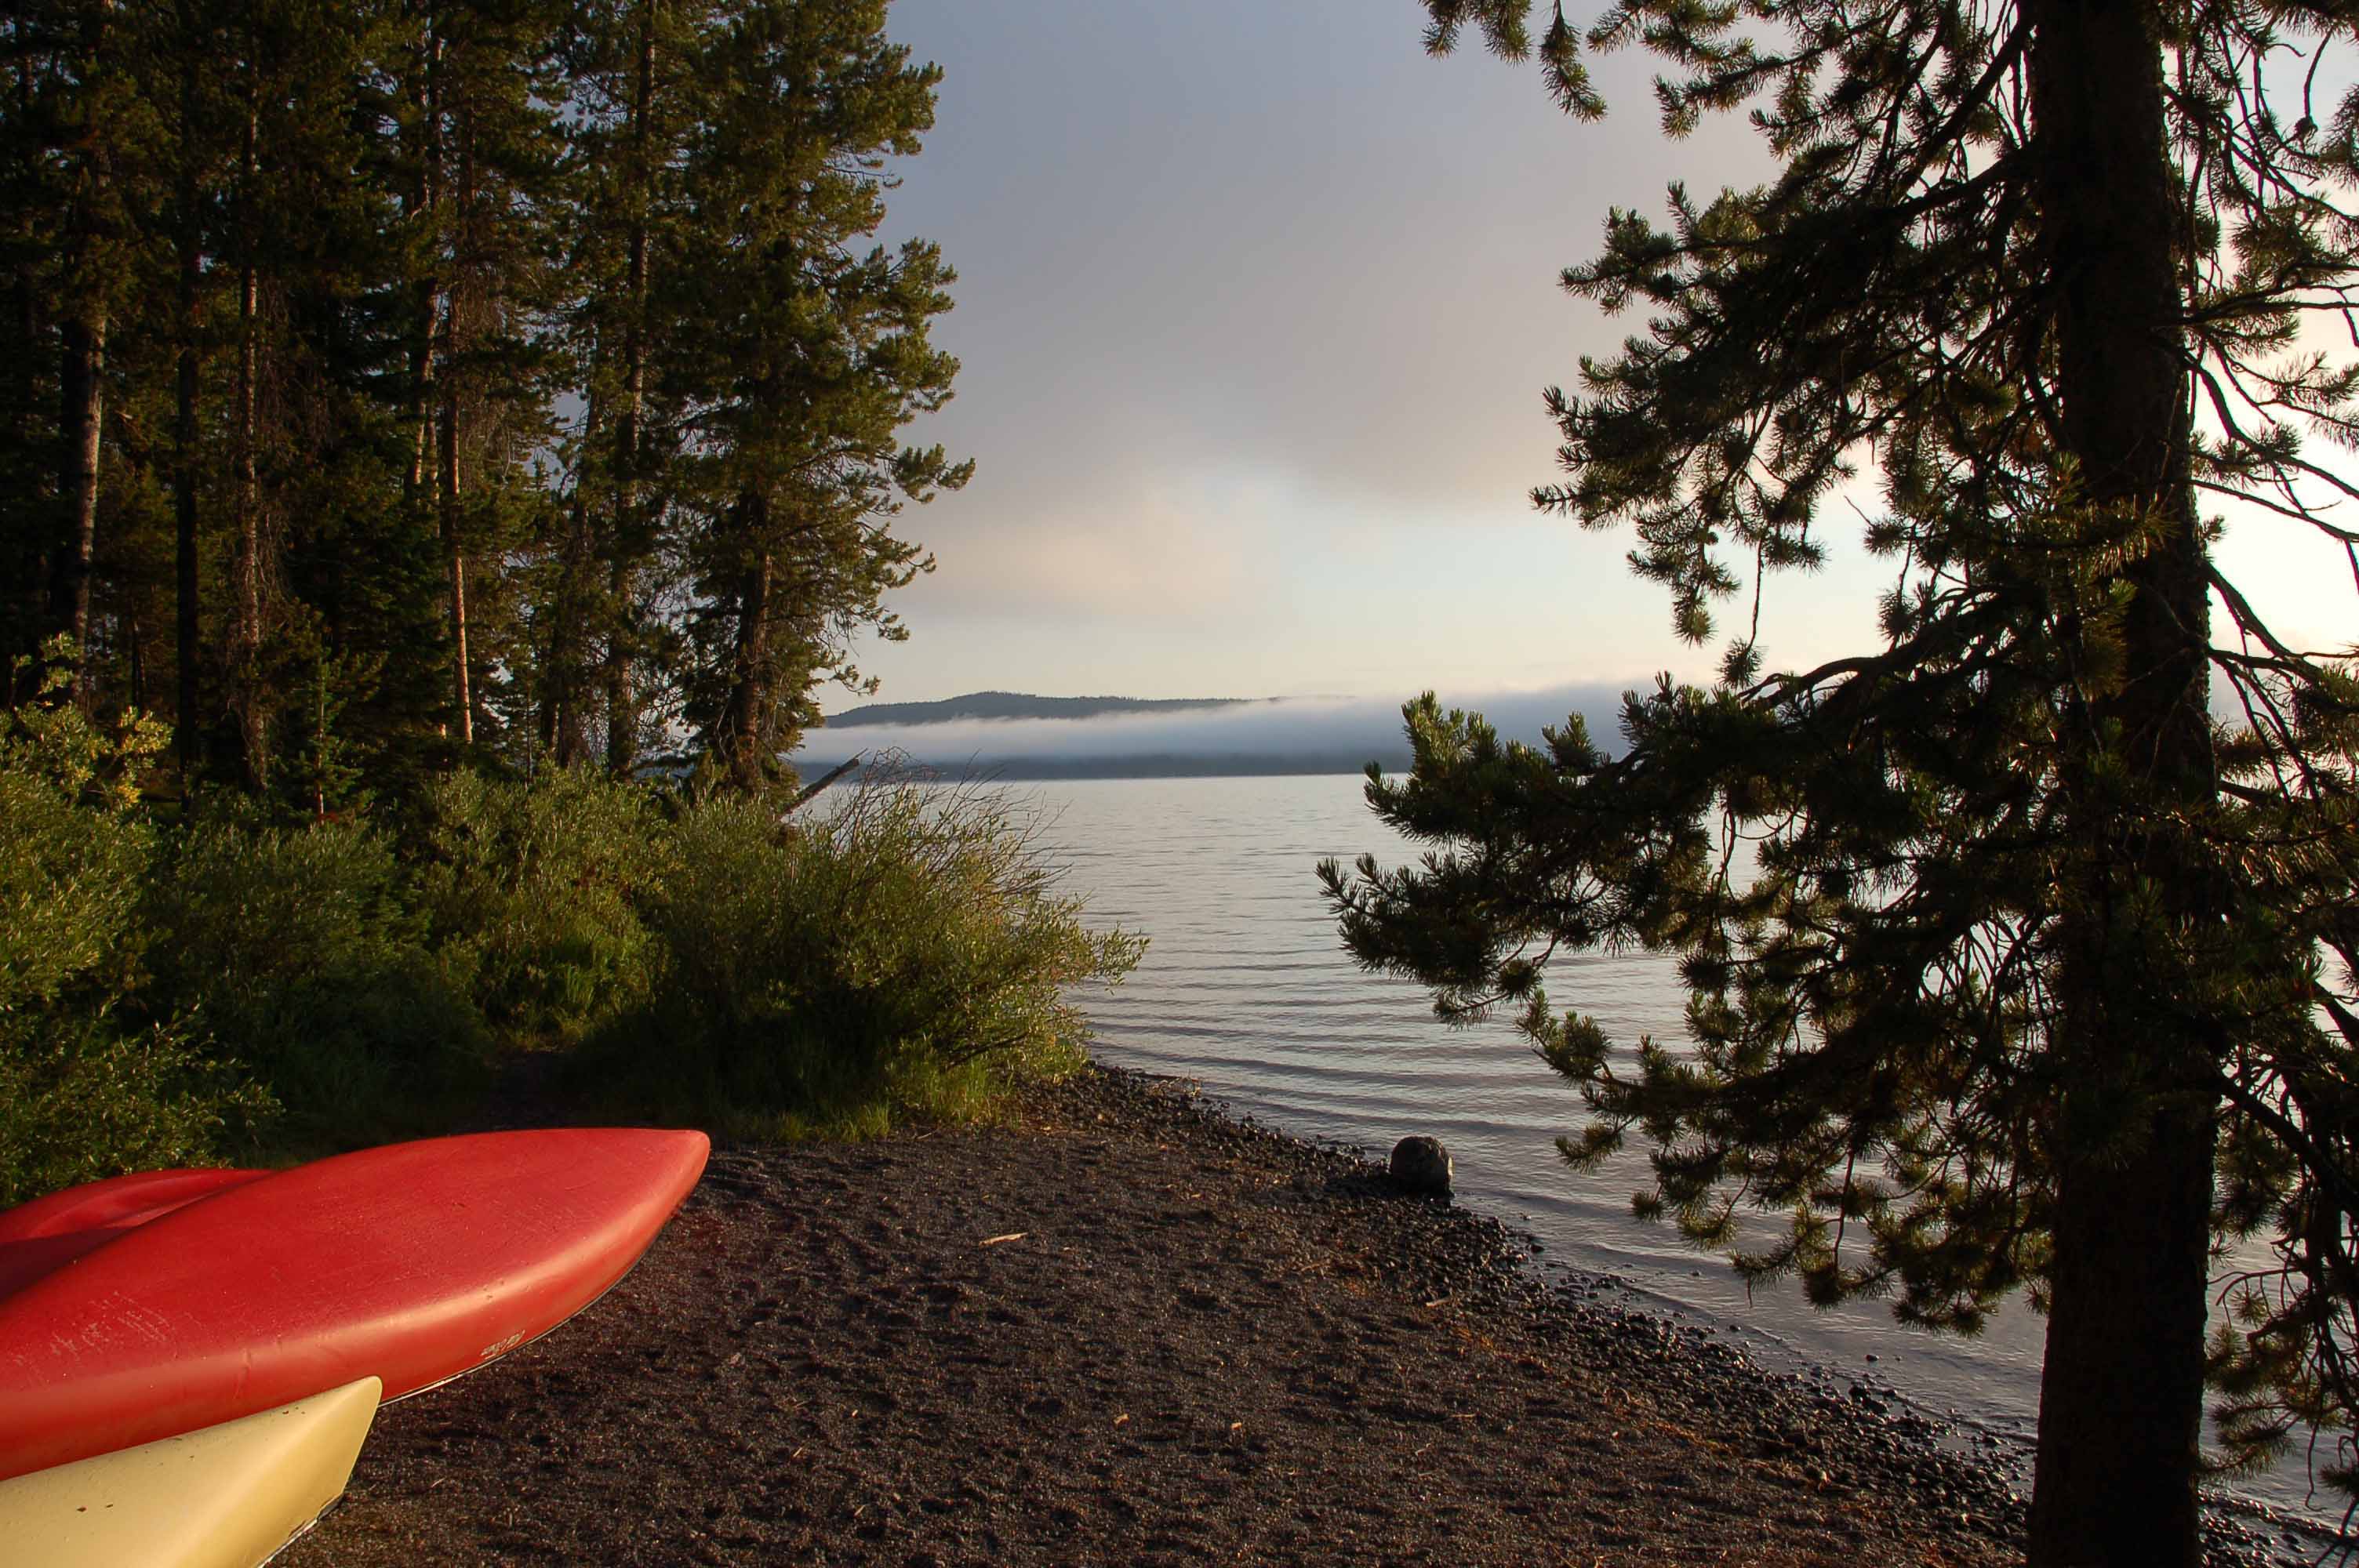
1016, 771, 2335, 1528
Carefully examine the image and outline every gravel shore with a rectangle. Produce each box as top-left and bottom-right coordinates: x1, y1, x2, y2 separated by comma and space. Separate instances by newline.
280, 1065, 2309, 1566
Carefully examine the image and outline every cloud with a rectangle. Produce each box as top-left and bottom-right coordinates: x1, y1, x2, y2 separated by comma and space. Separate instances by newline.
904, 472, 1265, 620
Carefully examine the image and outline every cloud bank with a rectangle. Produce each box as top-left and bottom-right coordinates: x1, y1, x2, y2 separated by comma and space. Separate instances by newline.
791, 682, 1641, 779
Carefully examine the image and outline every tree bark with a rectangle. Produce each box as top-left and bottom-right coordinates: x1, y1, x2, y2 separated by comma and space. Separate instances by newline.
409, 22, 443, 496
232, 252, 265, 792
2025, 0, 2221, 1563
550, 396, 597, 765
440, 387, 472, 746
722, 502, 773, 792
438, 47, 473, 750
174, 156, 204, 782
604, 0, 660, 778
51, 310, 104, 702
229, 57, 267, 794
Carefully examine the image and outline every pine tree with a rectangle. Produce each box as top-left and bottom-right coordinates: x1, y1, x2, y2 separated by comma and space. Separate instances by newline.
550, 0, 703, 772
394, 0, 565, 757
1, 0, 961, 801
663, 0, 965, 793
0, 1, 168, 706
1322, 3, 2359, 1563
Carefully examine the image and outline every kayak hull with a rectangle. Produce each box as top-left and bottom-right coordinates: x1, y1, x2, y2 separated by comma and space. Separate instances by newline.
0, 1127, 707, 1480
0, 1168, 270, 1302
0, 1376, 381, 1568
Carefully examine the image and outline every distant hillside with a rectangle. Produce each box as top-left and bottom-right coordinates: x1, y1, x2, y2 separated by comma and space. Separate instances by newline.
823, 691, 1257, 728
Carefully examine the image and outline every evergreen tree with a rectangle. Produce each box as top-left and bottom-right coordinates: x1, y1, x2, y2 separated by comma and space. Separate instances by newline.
550, 0, 704, 772
0, 1, 168, 703
0, 0, 960, 803
663, 0, 965, 793
1323, 3, 2359, 1563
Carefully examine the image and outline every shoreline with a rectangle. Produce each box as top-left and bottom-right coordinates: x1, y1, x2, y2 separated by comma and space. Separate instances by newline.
284, 1065, 2306, 1566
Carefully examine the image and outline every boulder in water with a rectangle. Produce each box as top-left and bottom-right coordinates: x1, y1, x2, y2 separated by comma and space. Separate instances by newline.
1389, 1135, 1452, 1196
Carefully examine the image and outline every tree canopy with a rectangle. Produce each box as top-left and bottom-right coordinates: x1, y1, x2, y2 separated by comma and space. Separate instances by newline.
1325, 2, 2359, 1562
0, 0, 961, 804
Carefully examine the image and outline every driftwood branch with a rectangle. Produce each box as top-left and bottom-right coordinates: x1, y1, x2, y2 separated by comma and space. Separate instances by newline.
787, 753, 863, 811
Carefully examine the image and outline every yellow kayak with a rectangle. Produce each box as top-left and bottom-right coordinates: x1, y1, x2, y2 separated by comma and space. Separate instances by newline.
0, 1376, 380, 1568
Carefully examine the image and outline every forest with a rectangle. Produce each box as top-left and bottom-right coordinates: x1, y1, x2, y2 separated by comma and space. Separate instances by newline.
4, 0, 965, 800
0, 0, 1139, 1203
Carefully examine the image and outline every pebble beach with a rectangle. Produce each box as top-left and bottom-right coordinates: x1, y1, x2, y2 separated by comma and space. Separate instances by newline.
279, 1066, 2308, 1566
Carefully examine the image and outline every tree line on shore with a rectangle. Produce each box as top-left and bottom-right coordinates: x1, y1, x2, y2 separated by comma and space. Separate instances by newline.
4, 0, 964, 804
0, 0, 1143, 1267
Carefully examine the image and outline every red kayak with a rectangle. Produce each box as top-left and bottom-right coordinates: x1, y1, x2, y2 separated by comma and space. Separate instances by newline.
0, 1168, 270, 1301
0, 1127, 708, 1480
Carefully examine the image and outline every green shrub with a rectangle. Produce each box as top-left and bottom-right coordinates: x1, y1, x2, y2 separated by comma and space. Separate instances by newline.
412, 768, 669, 1040
144, 811, 487, 1144
0, 639, 276, 1203
0, 1014, 275, 1207
0, 757, 151, 1016
580, 777, 1144, 1135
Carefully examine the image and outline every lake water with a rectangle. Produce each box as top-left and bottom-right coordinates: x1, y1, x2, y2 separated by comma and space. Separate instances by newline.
1018, 771, 2338, 1529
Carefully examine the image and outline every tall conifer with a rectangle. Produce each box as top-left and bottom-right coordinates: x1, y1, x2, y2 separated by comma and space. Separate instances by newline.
1325, 4, 2359, 1561
663, 0, 965, 792
0, 0, 961, 799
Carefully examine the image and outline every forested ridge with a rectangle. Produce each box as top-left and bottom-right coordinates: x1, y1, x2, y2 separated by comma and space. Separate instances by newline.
2, 0, 966, 804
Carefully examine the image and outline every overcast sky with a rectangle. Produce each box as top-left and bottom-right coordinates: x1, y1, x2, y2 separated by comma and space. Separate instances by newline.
829, 0, 2354, 717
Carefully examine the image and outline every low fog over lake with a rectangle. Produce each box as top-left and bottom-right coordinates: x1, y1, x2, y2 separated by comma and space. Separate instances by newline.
795, 684, 1637, 779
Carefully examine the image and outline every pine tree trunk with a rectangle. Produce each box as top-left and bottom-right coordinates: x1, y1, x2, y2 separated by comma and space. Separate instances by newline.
440, 388, 472, 747
175, 26, 205, 781
722, 503, 773, 793
603, 0, 659, 778
551, 397, 596, 766
439, 62, 474, 750
174, 223, 202, 780
2025, 1, 2220, 1563
227, 49, 268, 795
52, 309, 104, 702
233, 254, 265, 793
9, 53, 41, 673
409, 24, 443, 495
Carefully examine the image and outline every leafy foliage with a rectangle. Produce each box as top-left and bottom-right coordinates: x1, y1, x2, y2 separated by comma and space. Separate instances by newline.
412, 766, 671, 1039
143, 810, 489, 1143
580, 775, 1143, 1136
0, 641, 274, 1204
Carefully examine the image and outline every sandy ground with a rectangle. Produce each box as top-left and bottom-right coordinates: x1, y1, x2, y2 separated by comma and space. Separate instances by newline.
280, 1067, 2298, 1567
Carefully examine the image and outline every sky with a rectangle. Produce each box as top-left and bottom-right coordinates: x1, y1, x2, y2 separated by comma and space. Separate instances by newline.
822, 0, 2355, 720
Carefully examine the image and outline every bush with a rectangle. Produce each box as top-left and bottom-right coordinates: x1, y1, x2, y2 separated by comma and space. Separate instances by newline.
0, 1015, 274, 1207
411, 768, 670, 1040
143, 811, 487, 1144
0, 640, 276, 1204
579, 776, 1144, 1135
0, 753, 151, 1016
